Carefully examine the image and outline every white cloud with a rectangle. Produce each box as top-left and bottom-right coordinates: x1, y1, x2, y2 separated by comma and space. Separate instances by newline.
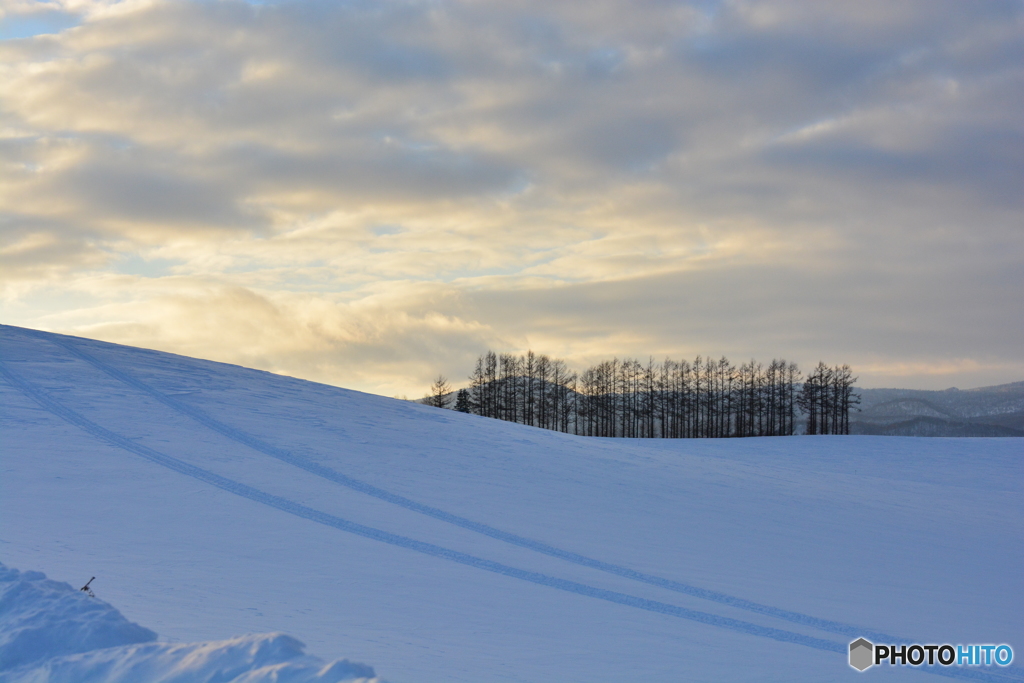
1, 0, 1021, 394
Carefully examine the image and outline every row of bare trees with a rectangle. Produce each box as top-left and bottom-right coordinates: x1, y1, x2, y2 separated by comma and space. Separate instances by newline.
431, 351, 858, 437
456, 351, 578, 432
798, 362, 860, 435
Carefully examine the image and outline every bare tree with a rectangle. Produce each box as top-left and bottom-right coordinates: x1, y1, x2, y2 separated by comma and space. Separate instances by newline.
427, 375, 452, 409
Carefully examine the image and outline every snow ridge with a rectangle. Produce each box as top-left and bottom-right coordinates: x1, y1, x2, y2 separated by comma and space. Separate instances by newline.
0, 563, 378, 683
0, 563, 155, 670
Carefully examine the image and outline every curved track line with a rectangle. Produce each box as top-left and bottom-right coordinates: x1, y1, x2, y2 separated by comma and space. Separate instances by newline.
35, 333, 936, 644
3, 358, 1019, 683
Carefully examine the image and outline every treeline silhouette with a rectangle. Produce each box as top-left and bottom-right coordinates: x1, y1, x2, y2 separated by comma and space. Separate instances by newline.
433, 351, 859, 437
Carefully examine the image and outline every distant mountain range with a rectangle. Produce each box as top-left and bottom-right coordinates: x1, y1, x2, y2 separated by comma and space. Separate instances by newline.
851, 381, 1024, 437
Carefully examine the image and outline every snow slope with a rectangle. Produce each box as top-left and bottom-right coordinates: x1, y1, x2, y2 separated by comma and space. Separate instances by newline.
0, 324, 1021, 682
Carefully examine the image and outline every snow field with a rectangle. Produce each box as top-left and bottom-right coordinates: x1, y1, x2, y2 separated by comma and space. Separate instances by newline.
0, 325, 1021, 682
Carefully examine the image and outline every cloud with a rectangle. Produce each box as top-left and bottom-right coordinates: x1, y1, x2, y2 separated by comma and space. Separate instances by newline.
23, 246, 1023, 396
1, 0, 1021, 394
26, 276, 496, 397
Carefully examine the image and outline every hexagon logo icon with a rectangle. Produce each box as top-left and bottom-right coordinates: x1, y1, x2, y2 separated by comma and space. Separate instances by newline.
850, 638, 874, 671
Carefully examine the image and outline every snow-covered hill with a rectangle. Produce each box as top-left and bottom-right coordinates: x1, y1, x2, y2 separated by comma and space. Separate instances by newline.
1, 325, 1021, 682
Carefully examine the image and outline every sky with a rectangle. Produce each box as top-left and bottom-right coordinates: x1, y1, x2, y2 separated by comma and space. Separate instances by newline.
1, 0, 1022, 397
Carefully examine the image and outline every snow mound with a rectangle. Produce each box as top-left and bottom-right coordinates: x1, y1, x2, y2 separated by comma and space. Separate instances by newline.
0, 563, 378, 683
0, 563, 156, 669
0, 633, 378, 683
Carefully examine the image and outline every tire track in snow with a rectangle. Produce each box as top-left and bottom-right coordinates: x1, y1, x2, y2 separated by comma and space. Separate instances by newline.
33, 333, 950, 645
4, 360, 1020, 683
